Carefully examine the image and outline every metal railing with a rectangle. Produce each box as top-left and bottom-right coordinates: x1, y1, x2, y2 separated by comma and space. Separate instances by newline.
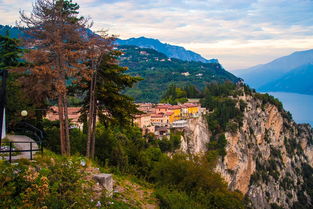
0, 121, 45, 163
0, 141, 43, 163
13, 122, 44, 143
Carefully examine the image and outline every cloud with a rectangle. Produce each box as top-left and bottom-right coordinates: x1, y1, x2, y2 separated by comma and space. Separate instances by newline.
1, 0, 313, 69
0, 0, 32, 25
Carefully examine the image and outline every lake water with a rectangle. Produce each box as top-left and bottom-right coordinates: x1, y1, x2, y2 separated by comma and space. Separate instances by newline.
265, 92, 313, 126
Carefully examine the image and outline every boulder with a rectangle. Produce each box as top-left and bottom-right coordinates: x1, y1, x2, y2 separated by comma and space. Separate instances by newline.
93, 173, 113, 197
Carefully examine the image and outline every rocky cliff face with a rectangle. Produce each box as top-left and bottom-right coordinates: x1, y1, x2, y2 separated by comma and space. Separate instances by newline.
181, 91, 313, 209
180, 115, 211, 155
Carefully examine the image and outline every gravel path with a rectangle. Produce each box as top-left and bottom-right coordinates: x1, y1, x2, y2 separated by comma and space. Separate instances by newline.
1, 135, 40, 161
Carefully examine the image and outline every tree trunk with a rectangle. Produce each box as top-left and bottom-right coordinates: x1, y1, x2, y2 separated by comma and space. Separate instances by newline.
63, 93, 70, 155
90, 100, 97, 158
86, 82, 94, 157
58, 95, 66, 155
87, 69, 97, 158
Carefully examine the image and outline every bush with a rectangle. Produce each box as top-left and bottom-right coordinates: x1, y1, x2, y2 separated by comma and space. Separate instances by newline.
0, 154, 97, 209
207, 134, 227, 157
42, 119, 61, 153
155, 188, 200, 209
151, 154, 245, 208
157, 132, 182, 153
255, 93, 283, 111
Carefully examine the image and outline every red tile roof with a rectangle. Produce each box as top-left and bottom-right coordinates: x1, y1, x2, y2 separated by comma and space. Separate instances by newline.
183, 103, 198, 107
46, 106, 81, 122
135, 113, 151, 118
151, 113, 167, 118
156, 104, 172, 109
168, 105, 181, 110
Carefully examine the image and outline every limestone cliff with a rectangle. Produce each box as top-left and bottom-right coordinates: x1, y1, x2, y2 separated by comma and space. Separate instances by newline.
180, 115, 211, 155
181, 89, 313, 209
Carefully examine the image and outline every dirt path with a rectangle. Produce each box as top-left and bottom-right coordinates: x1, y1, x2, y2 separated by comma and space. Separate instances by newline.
2, 135, 39, 161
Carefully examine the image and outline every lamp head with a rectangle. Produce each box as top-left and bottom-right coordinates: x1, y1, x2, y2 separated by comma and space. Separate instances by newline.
21, 110, 28, 117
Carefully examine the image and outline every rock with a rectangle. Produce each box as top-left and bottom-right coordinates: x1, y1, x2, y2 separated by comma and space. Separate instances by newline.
180, 115, 211, 154
180, 89, 313, 208
93, 174, 113, 197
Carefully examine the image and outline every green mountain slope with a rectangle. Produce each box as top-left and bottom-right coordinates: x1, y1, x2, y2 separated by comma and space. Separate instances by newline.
119, 45, 240, 102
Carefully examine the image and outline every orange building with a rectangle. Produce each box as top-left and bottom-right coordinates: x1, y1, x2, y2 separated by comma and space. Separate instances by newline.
150, 113, 169, 126
166, 112, 175, 123
168, 105, 181, 121
183, 103, 200, 117
136, 103, 154, 113
155, 104, 172, 114
134, 114, 151, 128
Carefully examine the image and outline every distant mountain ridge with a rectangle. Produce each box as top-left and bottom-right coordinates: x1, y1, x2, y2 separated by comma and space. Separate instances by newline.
0, 25, 23, 38
116, 37, 218, 64
233, 49, 313, 95
1, 25, 217, 64
259, 64, 313, 95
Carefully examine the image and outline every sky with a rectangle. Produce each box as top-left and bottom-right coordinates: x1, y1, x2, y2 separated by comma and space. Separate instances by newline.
1, 0, 313, 70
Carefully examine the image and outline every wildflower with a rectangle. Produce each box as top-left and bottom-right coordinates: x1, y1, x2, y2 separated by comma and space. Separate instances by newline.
80, 160, 86, 167
96, 201, 101, 207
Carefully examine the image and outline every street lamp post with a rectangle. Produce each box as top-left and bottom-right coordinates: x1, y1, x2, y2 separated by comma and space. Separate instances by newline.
0, 69, 8, 143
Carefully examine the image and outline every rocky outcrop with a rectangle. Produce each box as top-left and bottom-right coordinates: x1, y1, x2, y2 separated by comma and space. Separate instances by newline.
180, 115, 211, 155
182, 91, 313, 209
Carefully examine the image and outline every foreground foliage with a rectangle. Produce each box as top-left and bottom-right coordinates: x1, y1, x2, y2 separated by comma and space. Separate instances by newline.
40, 121, 247, 208
153, 155, 245, 209
0, 152, 97, 208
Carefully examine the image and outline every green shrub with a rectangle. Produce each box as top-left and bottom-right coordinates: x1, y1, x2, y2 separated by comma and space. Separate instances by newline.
0, 154, 97, 209
207, 134, 227, 157
151, 154, 245, 208
155, 187, 201, 209
255, 93, 283, 111
157, 132, 182, 153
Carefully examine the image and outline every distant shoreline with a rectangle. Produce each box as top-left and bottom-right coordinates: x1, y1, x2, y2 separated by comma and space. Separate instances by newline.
264, 92, 313, 126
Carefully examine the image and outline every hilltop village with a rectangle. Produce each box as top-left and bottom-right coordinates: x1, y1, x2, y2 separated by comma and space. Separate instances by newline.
134, 101, 204, 137
45, 101, 204, 138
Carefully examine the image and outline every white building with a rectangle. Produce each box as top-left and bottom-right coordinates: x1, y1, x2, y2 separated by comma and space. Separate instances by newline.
171, 120, 188, 128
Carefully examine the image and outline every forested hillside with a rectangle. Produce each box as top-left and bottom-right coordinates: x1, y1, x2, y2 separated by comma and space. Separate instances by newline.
1, 24, 240, 103
119, 45, 240, 102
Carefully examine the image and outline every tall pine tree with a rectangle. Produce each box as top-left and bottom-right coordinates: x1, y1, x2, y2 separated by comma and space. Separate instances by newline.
19, 0, 91, 155
79, 41, 141, 158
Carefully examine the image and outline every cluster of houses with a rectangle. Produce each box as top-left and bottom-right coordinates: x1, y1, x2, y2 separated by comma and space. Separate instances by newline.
134, 101, 203, 137
45, 100, 203, 138
45, 106, 83, 129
